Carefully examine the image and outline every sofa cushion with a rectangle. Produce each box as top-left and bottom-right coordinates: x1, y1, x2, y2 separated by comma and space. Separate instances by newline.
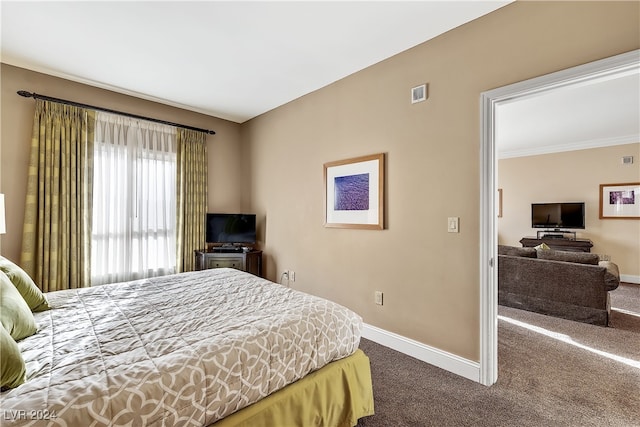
498, 245, 537, 258
498, 254, 607, 311
536, 249, 599, 265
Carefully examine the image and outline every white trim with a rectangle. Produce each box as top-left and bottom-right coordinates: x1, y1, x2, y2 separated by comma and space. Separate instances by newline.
484, 51, 640, 105
498, 134, 640, 159
362, 323, 480, 383
620, 274, 640, 285
479, 92, 498, 386
479, 49, 640, 390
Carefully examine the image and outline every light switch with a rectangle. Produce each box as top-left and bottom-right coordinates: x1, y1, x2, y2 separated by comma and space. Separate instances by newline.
448, 217, 459, 233
375, 291, 383, 305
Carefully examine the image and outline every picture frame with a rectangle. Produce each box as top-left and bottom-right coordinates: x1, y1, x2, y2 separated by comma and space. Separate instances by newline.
599, 182, 640, 219
497, 188, 503, 218
323, 153, 385, 229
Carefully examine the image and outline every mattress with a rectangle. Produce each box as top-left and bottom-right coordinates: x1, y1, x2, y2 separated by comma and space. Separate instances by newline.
0, 268, 363, 426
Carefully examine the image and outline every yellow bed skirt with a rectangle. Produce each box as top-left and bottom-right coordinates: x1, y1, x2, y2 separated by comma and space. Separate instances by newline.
212, 349, 375, 427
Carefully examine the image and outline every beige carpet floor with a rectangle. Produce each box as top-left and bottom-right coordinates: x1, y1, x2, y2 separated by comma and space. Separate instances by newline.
357, 283, 640, 427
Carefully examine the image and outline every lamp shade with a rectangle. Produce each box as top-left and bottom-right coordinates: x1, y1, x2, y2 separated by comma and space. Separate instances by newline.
0, 194, 5, 234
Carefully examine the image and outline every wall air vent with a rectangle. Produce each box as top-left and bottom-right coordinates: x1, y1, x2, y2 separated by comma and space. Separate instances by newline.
622, 156, 634, 165
411, 84, 427, 104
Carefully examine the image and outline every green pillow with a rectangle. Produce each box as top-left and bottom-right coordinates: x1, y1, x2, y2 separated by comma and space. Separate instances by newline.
0, 255, 50, 312
0, 324, 26, 390
0, 271, 37, 341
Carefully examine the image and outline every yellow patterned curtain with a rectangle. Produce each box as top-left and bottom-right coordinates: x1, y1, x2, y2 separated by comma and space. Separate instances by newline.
176, 129, 208, 272
21, 100, 94, 292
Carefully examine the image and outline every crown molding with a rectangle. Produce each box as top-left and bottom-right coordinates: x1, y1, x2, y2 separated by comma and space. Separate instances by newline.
498, 134, 640, 159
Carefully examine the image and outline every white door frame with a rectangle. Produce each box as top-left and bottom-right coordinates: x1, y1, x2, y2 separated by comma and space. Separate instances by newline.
478, 49, 639, 386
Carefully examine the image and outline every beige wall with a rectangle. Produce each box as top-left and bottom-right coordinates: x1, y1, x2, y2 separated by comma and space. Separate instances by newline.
0, 64, 244, 261
0, 1, 638, 364
498, 143, 640, 279
242, 1, 640, 361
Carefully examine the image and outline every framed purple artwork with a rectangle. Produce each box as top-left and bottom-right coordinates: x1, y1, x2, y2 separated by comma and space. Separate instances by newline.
323, 153, 384, 229
599, 182, 640, 219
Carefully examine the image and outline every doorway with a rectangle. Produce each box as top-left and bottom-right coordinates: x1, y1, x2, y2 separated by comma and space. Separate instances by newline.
478, 49, 640, 386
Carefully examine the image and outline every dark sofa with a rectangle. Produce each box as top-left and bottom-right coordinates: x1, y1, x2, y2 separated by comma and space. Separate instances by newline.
498, 245, 620, 326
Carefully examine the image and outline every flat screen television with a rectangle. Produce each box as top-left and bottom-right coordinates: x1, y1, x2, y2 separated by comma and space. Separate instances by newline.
531, 202, 585, 229
206, 213, 257, 245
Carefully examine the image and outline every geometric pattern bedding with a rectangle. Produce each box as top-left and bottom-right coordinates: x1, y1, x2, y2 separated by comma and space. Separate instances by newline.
0, 268, 363, 426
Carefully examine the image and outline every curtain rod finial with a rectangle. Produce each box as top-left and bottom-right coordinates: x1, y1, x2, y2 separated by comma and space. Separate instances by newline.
17, 90, 33, 98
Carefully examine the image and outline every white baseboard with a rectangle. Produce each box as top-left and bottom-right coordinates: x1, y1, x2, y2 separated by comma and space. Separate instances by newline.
620, 274, 640, 284
362, 323, 481, 384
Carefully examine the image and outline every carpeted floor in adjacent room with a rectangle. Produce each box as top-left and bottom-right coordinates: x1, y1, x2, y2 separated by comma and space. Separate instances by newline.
357, 283, 640, 427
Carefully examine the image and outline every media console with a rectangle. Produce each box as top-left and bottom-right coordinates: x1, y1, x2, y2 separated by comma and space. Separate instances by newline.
194, 249, 263, 277
520, 237, 593, 253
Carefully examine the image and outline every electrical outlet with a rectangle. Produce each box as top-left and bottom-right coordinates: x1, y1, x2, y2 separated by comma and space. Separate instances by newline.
282, 271, 289, 282
374, 291, 383, 306
290, 271, 296, 282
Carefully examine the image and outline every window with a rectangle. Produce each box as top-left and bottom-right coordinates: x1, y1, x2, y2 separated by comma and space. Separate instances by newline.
91, 113, 177, 285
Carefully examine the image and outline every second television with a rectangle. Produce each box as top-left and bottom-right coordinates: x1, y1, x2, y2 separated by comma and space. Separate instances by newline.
206, 213, 257, 245
531, 202, 585, 230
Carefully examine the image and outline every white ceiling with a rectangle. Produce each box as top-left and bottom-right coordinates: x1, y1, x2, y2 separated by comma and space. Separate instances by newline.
496, 70, 640, 158
1, 1, 511, 123
1, 1, 638, 157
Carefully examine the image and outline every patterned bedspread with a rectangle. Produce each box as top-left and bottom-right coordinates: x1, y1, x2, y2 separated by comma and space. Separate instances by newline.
0, 268, 362, 426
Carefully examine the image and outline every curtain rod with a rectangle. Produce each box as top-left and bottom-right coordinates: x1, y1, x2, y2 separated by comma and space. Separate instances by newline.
17, 90, 216, 135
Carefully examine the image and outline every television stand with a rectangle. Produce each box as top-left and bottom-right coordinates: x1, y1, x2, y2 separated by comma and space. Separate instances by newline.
520, 236, 593, 253
536, 230, 576, 240
194, 249, 263, 277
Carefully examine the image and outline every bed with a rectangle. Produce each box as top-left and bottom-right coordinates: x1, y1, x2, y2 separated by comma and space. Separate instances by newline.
0, 267, 374, 426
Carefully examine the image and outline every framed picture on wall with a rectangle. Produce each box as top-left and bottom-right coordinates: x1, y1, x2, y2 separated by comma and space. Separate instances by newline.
599, 182, 640, 219
323, 153, 385, 229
